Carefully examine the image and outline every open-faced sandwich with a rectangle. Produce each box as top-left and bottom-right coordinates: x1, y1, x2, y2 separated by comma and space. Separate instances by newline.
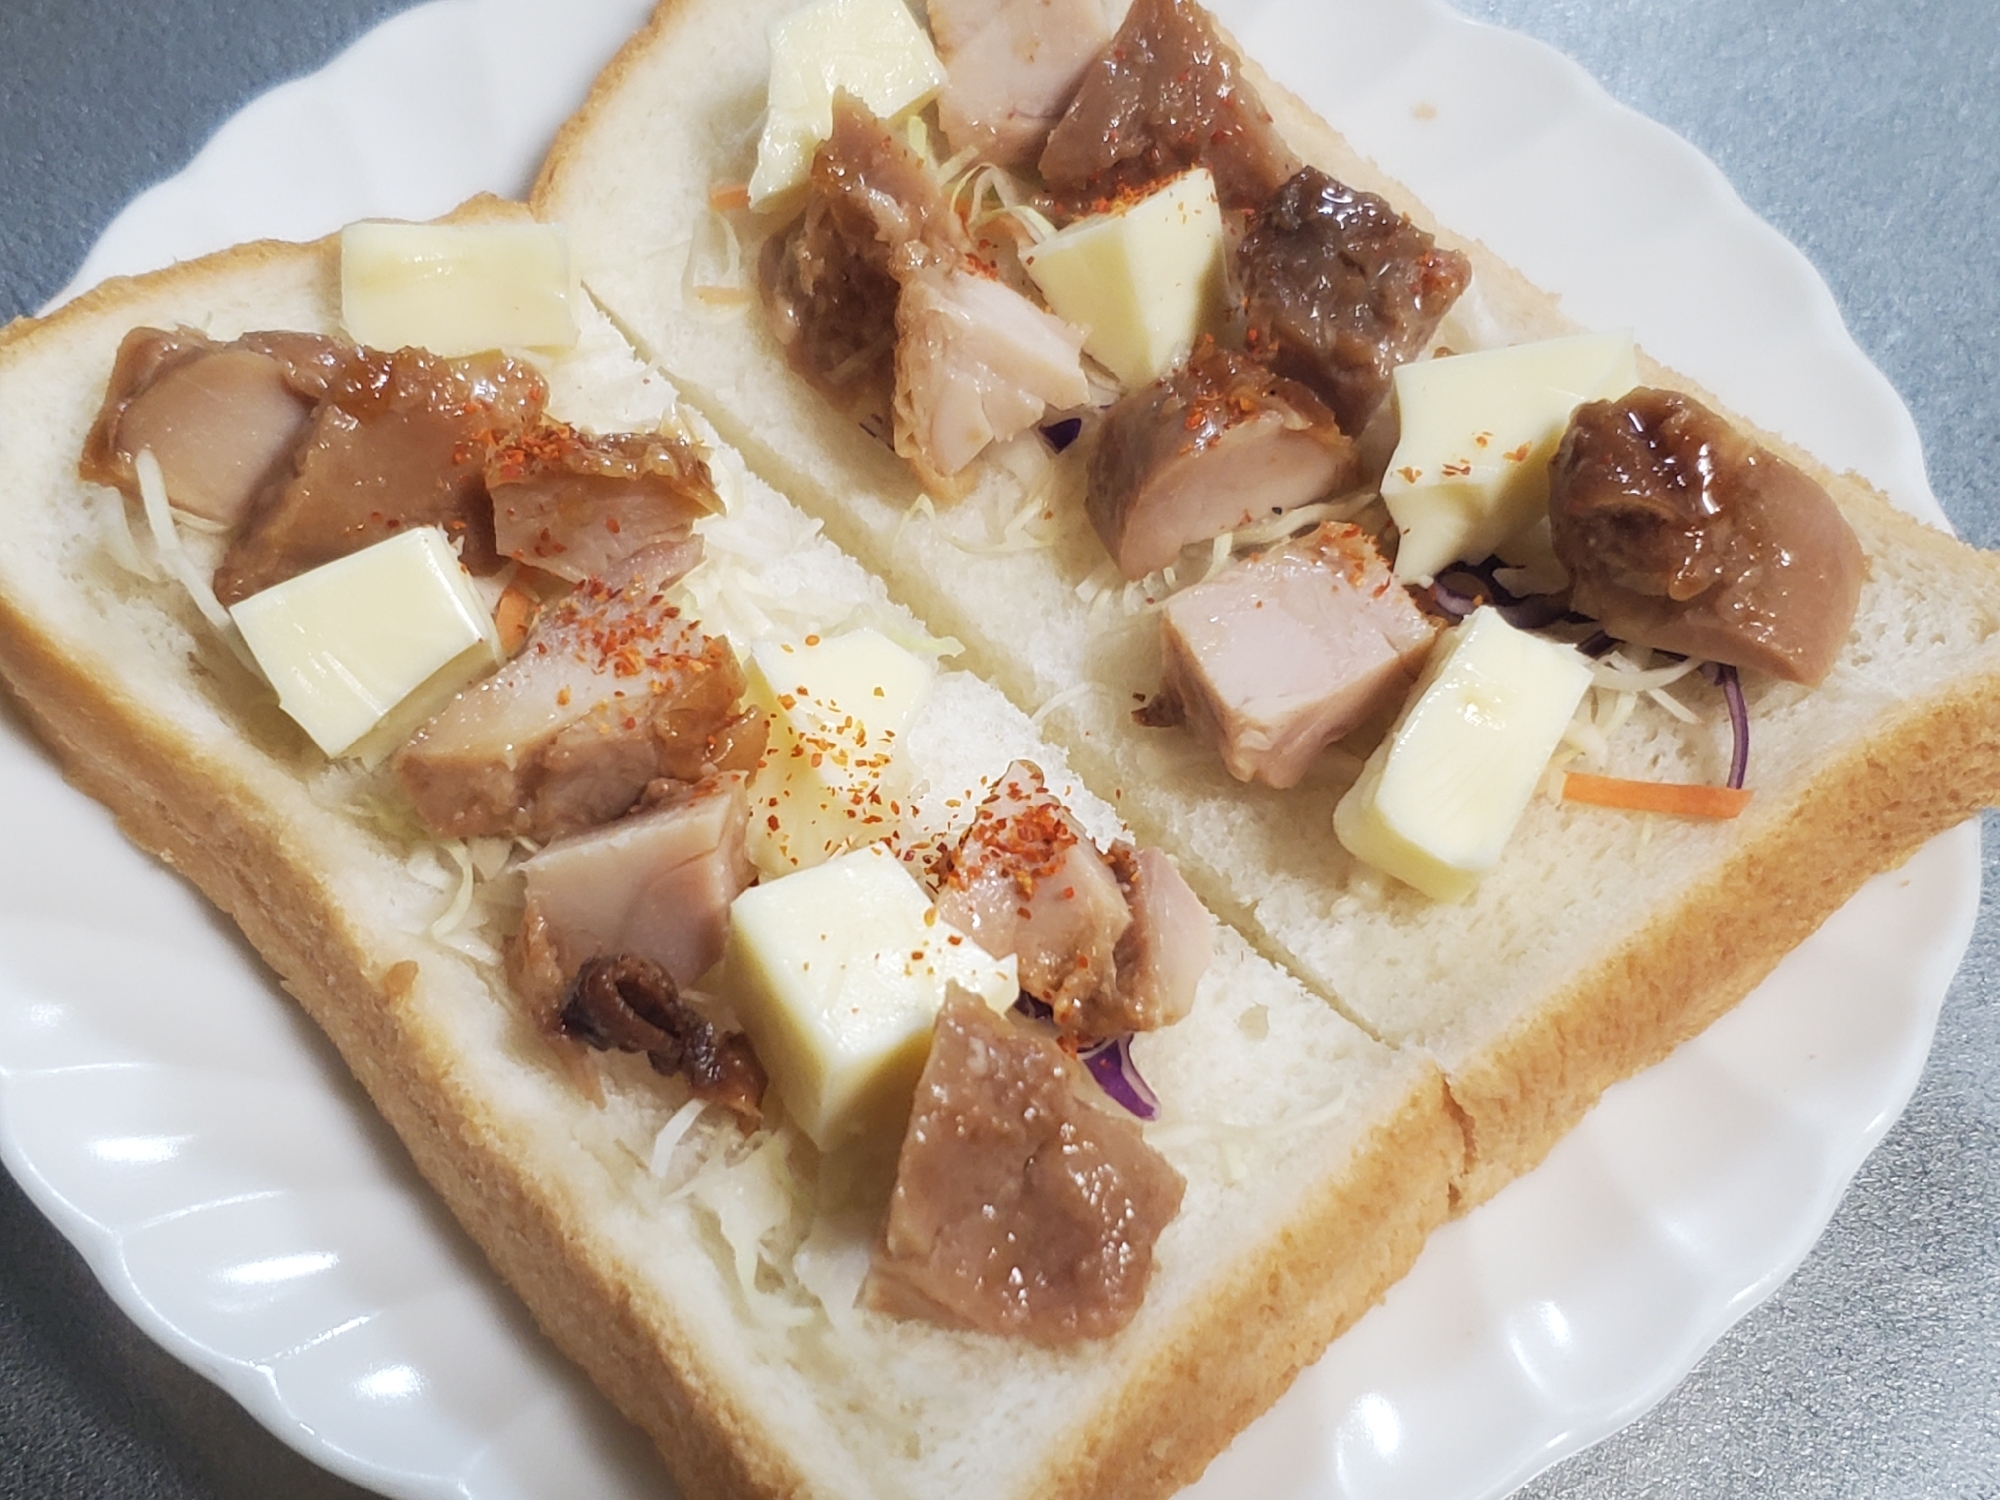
2, 1, 1998, 1498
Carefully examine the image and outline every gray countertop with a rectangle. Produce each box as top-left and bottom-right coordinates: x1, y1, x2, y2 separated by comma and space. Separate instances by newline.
0, 1, 1995, 1496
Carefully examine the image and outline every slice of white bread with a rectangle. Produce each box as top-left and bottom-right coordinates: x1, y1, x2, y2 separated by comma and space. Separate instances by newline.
531, 0, 2000, 1204
0, 214, 1461, 1500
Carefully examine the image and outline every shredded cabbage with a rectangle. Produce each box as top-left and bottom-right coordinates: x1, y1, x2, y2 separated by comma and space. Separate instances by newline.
1030, 679, 1110, 729
1588, 651, 1703, 693
934, 142, 980, 185
681, 207, 750, 321
429, 838, 477, 939
1559, 712, 1609, 766
689, 1129, 813, 1306
649, 1097, 712, 1180
893, 492, 939, 551
133, 449, 263, 676
1218, 495, 1374, 555
93, 485, 159, 582
1644, 685, 1700, 724
953, 483, 1064, 557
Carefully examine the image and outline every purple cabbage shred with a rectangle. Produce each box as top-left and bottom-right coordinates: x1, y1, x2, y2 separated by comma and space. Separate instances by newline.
1012, 992, 1054, 1023
1431, 557, 1576, 631
1081, 1035, 1160, 1120
1040, 416, 1083, 453
1013, 994, 1158, 1119
1718, 663, 1750, 789
1699, 661, 1751, 788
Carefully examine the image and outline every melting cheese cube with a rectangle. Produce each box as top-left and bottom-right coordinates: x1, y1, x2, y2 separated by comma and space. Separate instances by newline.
1334, 607, 1591, 902
1383, 331, 1637, 583
724, 844, 1018, 1151
230, 527, 501, 758
748, 0, 947, 209
744, 628, 933, 874
340, 220, 577, 356
1021, 169, 1227, 389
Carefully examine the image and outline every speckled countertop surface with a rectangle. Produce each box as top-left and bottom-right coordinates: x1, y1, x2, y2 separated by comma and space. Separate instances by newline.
0, 1, 1995, 1496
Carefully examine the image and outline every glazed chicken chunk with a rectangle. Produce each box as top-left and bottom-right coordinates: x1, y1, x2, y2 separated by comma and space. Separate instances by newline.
487, 422, 719, 585
1088, 342, 1357, 579
864, 990, 1185, 1343
932, 761, 1209, 1039
926, 0, 1120, 167
1147, 522, 1437, 788
1237, 167, 1472, 439
396, 552, 765, 841
1549, 386, 1865, 685
514, 772, 757, 1015
1039, 0, 1299, 214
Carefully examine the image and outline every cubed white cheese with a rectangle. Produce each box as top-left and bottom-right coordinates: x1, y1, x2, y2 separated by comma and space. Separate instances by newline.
724, 844, 1018, 1150
1333, 607, 1591, 902
339, 220, 577, 357
743, 628, 933, 874
1382, 330, 1637, 583
1020, 168, 1227, 389
748, 0, 947, 209
230, 527, 501, 758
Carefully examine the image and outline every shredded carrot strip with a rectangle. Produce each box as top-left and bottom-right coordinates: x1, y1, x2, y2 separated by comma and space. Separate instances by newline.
707, 182, 751, 212
495, 583, 539, 656
691, 285, 755, 307
1561, 772, 1752, 819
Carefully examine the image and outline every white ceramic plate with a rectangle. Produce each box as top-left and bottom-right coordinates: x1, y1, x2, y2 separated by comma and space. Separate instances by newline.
15, 1, 1977, 1498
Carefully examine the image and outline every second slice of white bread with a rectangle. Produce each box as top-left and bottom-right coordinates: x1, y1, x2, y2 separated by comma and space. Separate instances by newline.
0, 217, 1460, 1500
532, 0, 2000, 1203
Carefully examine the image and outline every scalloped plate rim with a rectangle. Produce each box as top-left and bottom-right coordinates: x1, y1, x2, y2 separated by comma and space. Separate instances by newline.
9, 1, 1975, 1498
